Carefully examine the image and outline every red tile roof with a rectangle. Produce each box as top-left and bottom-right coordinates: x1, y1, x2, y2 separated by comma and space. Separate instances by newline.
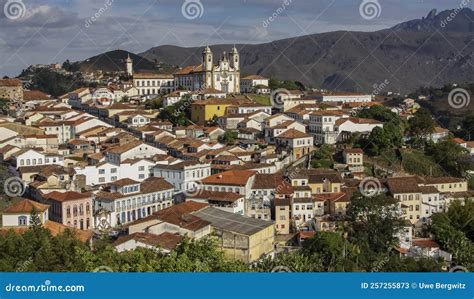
201, 170, 256, 186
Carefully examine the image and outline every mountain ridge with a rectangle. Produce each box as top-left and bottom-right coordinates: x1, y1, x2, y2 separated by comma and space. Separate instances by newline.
77, 8, 474, 93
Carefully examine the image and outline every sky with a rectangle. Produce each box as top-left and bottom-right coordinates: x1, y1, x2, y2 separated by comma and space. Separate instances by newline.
0, 0, 471, 76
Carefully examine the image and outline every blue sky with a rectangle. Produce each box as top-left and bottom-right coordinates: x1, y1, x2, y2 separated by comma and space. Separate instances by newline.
0, 0, 472, 76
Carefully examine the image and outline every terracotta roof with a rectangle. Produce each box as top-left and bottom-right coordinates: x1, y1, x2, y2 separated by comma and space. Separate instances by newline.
0, 78, 22, 87
452, 137, 466, 144
133, 73, 174, 79
114, 232, 182, 251
140, 177, 174, 193
174, 65, 203, 75
43, 191, 91, 202
201, 170, 256, 186
412, 239, 439, 248
335, 117, 383, 126
109, 178, 140, 187
344, 148, 364, 154
23, 90, 50, 101
423, 177, 465, 184
276, 129, 311, 139
419, 186, 439, 194
0, 220, 92, 243
150, 201, 210, 231
106, 141, 144, 154
188, 190, 243, 203
242, 75, 268, 80
310, 110, 348, 116
433, 126, 449, 134
3, 199, 49, 213
387, 177, 421, 194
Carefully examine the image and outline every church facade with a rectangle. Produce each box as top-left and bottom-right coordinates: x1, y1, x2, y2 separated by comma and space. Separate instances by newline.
174, 46, 240, 94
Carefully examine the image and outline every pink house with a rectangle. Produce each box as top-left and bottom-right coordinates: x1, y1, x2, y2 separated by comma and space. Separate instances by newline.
43, 191, 94, 230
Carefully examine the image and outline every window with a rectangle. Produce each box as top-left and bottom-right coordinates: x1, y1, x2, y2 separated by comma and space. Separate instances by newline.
18, 216, 27, 226
99, 169, 105, 174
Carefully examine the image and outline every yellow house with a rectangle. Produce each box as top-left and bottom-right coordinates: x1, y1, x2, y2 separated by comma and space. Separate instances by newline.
191, 97, 256, 125
387, 177, 423, 224
423, 177, 468, 193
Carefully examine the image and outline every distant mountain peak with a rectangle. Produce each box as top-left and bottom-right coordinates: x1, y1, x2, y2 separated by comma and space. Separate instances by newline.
392, 7, 473, 33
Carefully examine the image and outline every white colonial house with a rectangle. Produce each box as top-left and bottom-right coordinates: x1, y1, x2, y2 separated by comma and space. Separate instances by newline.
334, 117, 383, 143
127, 114, 151, 127
105, 141, 166, 164
227, 103, 272, 115
133, 73, 175, 98
153, 161, 211, 193
200, 170, 257, 199
12, 148, 64, 168
317, 93, 373, 103
94, 177, 174, 227
162, 91, 189, 107
1, 199, 49, 227
308, 110, 350, 145
186, 190, 245, 215
75, 158, 157, 186
240, 75, 269, 93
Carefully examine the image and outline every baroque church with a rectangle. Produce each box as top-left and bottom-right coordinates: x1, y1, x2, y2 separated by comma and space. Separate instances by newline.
174, 46, 240, 94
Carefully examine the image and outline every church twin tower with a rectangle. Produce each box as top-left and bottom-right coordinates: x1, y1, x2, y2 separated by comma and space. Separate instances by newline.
202, 46, 240, 94
125, 46, 241, 94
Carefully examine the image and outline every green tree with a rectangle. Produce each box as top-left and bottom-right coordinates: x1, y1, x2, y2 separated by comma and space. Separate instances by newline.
29, 208, 42, 229
408, 108, 435, 138
425, 138, 468, 176
431, 200, 474, 271
346, 192, 405, 270
218, 131, 238, 145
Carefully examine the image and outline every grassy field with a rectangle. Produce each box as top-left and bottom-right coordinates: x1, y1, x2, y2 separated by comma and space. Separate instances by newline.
247, 94, 271, 106
401, 149, 445, 177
